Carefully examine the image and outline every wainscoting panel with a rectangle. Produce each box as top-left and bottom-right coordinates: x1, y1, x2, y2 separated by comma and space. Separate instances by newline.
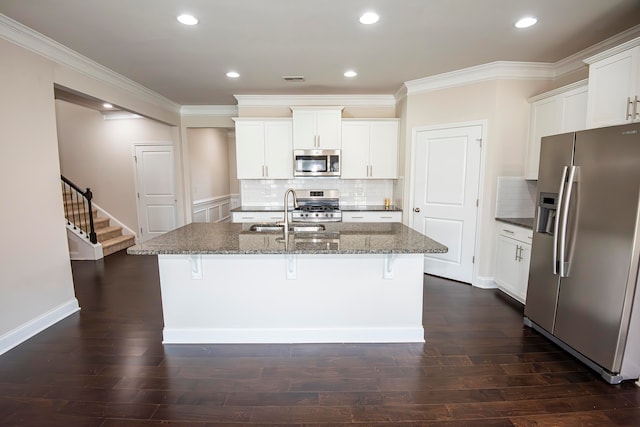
192, 195, 237, 223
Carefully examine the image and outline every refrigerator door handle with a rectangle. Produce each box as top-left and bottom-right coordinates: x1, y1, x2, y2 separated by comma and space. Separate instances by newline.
559, 166, 577, 277
553, 166, 569, 275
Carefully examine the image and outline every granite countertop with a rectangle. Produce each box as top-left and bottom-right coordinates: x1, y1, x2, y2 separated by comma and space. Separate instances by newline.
127, 222, 447, 255
496, 217, 534, 229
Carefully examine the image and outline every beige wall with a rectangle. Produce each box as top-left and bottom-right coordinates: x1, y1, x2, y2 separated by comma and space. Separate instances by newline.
0, 40, 76, 343
228, 132, 239, 194
187, 128, 235, 201
56, 100, 178, 232
403, 79, 550, 281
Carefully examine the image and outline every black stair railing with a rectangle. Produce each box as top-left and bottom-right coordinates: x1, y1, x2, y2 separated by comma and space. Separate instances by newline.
61, 175, 97, 244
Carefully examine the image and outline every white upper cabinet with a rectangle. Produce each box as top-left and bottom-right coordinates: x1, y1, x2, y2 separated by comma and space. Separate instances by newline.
524, 81, 587, 179
341, 119, 399, 179
291, 107, 343, 149
234, 119, 293, 179
585, 39, 640, 129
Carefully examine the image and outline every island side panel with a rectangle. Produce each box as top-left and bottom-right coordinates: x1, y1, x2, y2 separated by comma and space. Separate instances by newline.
157, 254, 425, 343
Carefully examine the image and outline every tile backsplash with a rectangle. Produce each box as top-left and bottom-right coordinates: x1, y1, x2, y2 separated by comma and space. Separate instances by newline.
495, 177, 536, 218
240, 179, 395, 207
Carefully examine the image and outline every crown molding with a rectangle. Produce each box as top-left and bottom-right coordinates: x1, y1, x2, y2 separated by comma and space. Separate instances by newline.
528, 79, 588, 103
234, 94, 396, 107
0, 14, 180, 114
557, 26, 640, 74
394, 85, 408, 102
583, 34, 640, 65
404, 61, 555, 95
180, 105, 238, 116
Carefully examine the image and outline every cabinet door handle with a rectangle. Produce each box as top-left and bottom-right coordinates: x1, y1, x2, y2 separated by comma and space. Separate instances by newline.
627, 97, 634, 120
515, 245, 524, 262
503, 229, 515, 234
265, 165, 268, 177
634, 95, 639, 120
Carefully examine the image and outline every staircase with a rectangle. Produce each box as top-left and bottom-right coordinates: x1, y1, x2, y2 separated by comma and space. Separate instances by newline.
62, 178, 135, 257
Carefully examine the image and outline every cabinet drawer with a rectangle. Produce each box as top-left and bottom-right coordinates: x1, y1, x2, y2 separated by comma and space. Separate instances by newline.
497, 222, 533, 243
232, 211, 285, 223
342, 211, 402, 222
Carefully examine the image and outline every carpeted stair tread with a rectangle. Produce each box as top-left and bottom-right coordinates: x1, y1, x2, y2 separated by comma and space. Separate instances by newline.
96, 225, 124, 242
102, 235, 136, 256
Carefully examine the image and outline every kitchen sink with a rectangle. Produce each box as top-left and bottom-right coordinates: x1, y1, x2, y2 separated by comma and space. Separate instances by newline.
249, 223, 284, 232
249, 223, 325, 233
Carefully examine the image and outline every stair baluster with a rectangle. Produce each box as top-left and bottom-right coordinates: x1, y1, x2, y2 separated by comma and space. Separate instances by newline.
61, 175, 97, 244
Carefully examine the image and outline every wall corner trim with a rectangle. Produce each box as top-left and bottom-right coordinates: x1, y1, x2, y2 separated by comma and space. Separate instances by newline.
0, 298, 80, 356
473, 276, 498, 289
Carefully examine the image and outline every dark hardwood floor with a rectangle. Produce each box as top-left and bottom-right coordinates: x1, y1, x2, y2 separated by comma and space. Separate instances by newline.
1, 251, 639, 426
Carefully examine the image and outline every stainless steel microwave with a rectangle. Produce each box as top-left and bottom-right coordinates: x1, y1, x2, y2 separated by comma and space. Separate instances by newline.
294, 149, 340, 177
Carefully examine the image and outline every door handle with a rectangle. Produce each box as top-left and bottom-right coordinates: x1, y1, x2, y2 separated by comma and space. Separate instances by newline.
413, 207, 420, 213
634, 95, 639, 120
627, 97, 633, 120
553, 166, 568, 275
558, 166, 577, 278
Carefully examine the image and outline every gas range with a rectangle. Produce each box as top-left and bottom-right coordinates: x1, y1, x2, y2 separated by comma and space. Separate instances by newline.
291, 189, 341, 222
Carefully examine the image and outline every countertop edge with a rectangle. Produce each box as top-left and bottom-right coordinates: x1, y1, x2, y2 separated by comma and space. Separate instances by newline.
495, 217, 534, 230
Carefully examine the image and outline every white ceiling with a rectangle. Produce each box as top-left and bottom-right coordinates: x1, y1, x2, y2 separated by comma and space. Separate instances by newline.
1, 0, 640, 106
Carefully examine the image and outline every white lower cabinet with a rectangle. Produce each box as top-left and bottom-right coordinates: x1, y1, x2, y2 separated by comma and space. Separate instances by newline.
342, 211, 402, 222
232, 211, 284, 223
494, 222, 532, 304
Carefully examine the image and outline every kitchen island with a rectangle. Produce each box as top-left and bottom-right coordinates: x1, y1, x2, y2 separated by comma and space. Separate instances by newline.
128, 222, 446, 344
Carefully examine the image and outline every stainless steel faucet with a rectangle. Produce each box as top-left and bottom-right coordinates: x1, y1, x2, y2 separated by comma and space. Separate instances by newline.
279, 188, 298, 240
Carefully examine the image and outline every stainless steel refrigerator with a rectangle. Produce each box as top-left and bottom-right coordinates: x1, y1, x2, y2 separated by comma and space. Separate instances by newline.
524, 122, 640, 384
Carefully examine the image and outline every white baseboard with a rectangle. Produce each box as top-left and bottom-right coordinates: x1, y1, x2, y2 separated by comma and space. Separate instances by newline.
163, 327, 425, 344
473, 276, 498, 289
0, 298, 80, 356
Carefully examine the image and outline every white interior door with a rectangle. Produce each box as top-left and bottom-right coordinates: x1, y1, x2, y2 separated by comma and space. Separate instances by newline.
134, 144, 177, 242
411, 124, 482, 283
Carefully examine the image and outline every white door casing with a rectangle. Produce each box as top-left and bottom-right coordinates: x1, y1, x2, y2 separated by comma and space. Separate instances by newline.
410, 123, 483, 284
134, 144, 177, 242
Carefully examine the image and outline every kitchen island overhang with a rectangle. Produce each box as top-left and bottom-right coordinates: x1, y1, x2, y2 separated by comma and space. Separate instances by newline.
128, 222, 447, 344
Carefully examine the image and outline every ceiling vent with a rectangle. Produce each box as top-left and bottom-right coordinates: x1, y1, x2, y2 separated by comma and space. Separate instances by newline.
282, 75, 305, 82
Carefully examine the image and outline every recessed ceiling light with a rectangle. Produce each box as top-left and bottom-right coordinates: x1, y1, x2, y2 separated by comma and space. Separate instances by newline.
226, 71, 240, 78
177, 14, 198, 26
102, 103, 113, 109
515, 16, 537, 29
359, 12, 379, 25
344, 70, 357, 78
